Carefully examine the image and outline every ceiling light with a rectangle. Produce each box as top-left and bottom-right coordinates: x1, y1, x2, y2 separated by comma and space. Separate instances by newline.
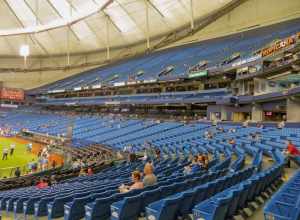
19, 45, 30, 57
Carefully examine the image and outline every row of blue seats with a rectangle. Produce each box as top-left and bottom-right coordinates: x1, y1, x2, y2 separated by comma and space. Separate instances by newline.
264, 170, 300, 220
33, 18, 300, 92
143, 167, 254, 220
193, 163, 283, 220
83, 170, 211, 220
109, 169, 227, 220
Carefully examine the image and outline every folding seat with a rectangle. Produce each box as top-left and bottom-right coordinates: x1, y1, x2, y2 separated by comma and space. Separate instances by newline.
47, 195, 74, 219
6, 197, 20, 212
176, 189, 196, 218
272, 193, 298, 205
110, 194, 143, 220
236, 182, 252, 210
172, 182, 186, 193
14, 197, 29, 215
34, 196, 56, 217
225, 188, 243, 218
159, 185, 174, 198
64, 195, 95, 220
186, 178, 198, 188
191, 184, 208, 206
264, 200, 300, 220
193, 195, 232, 220
23, 196, 43, 215
211, 180, 224, 195
252, 176, 265, 198
146, 195, 181, 220
206, 181, 219, 197
0, 197, 11, 211
140, 188, 161, 214
85, 193, 123, 220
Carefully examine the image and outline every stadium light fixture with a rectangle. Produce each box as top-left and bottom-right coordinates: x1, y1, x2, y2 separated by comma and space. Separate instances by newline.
19, 44, 30, 57
19, 44, 30, 69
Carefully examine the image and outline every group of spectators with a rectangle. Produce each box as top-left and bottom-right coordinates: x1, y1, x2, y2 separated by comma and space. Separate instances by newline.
184, 153, 209, 175
36, 175, 58, 189
119, 162, 157, 193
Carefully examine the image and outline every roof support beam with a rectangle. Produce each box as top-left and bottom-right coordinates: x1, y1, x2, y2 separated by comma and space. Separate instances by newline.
145, 0, 150, 50
3, 0, 49, 56
106, 15, 110, 61
190, 0, 194, 31
114, 0, 147, 37
66, 0, 106, 48
45, 0, 81, 42
24, 0, 64, 55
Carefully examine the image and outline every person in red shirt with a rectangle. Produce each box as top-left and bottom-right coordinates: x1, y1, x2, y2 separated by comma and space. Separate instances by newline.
36, 178, 48, 189
87, 167, 93, 176
285, 140, 300, 167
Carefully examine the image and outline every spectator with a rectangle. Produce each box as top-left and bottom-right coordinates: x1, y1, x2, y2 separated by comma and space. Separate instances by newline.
87, 167, 93, 176
203, 154, 209, 170
229, 138, 236, 148
242, 119, 250, 128
284, 140, 300, 167
119, 171, 144, 193
31, 160, 38, 172
212, 119, 218, 126
142, 150, 148, 161
143, 163, 157, 187
128, 152, 137, 163
191, 156, 201, 173
257, 123, 264, 129
72, 160, 80, 170
36, 178, 48, 189
49, 175, 57, 186
277, 120, 285, 129
229, 128, 236, 133
155, 148, 161, 160
14, 167, 21, 177
79, 167, 87, 176
51, 160, 57, 169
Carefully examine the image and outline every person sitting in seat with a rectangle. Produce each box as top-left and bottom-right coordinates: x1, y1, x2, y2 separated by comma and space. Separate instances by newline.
87, 167, 93, 176
277, 120, 285, 129
119, 171, 144, 193
229, 138, 236, 148
36, 178, 48, 189
242, 119, 249, 128
284, 140, 300, 167
203, 154, 209, 170
143, 162, 157, 187
79, 167, 87, 176
191, 156, 201, 173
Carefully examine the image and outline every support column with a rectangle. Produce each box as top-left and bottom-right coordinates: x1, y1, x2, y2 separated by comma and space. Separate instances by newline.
220, 106, 228, 121
207, 105, 230, 121
251, 103, 263, 122
287, 97, 300, 122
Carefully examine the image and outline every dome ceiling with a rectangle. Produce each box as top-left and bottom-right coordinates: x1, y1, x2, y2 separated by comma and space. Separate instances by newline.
0, 0, 232, 57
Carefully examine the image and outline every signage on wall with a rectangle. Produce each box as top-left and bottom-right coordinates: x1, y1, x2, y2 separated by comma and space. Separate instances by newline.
188, 70, 208, 78
261, 37, 296, 57
0, 88, 24, 101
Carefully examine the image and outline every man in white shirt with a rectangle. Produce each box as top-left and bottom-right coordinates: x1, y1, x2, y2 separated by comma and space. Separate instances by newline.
2, 148, 8, 160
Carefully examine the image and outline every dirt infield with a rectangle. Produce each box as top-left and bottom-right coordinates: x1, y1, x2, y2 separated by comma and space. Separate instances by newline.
8, 136, 64, 166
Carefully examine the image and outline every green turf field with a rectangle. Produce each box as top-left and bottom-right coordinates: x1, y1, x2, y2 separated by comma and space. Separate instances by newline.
0, 137, 37, 178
